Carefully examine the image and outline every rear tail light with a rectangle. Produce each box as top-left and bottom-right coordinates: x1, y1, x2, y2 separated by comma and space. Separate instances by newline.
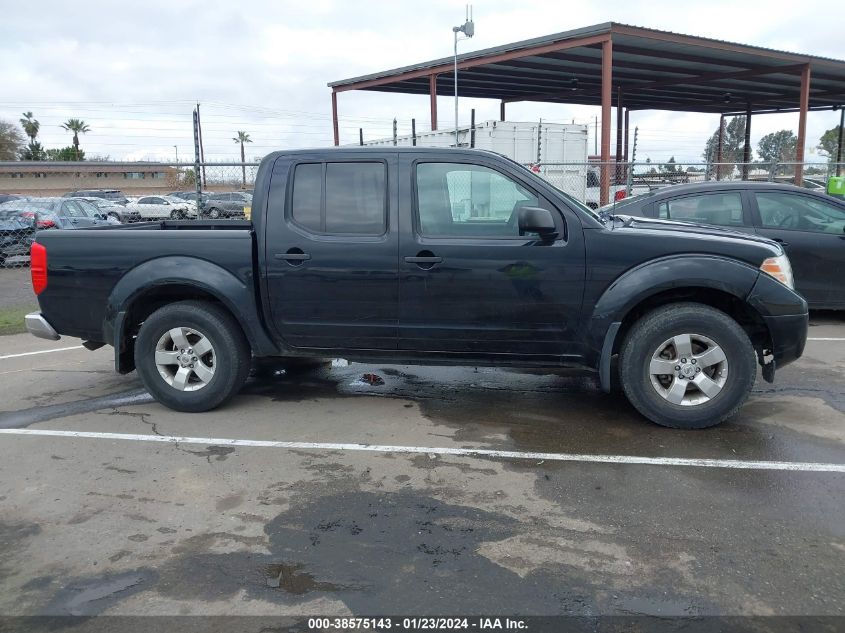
614, 190, 627, 201
31, 242, 47, 295
36, 219, 57, 229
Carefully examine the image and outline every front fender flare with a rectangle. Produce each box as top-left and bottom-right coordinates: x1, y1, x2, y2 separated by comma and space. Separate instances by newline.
589, 255, 761, 391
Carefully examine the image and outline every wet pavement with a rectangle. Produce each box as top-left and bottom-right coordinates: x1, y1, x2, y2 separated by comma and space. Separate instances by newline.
0, 314, 843, 618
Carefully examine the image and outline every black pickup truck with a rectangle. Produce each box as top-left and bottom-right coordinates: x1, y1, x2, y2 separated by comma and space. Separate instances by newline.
25, 148, 808, 428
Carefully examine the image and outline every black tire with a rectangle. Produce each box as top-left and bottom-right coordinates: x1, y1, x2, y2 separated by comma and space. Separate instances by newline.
108, 212, 121, 223
619, 302, 756, 429
135, 300, 251, 412
208, 207, 221, 219
169, 210, 183, 220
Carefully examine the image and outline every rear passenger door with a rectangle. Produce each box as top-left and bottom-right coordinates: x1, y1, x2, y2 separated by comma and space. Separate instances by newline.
61, 200, 98, 228
264, 155, 399, 349
653, 191, 755, 234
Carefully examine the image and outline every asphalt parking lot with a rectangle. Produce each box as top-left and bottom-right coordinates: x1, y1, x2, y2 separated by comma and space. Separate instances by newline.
0, 314, 843, 619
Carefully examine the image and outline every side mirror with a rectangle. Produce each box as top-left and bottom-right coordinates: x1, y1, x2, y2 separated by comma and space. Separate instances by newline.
518, 207, 558, 240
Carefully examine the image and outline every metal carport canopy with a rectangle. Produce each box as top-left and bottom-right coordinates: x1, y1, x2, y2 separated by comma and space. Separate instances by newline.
328, 22, 845, 201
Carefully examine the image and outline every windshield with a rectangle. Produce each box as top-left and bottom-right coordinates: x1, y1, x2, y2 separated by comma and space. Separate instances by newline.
597, 190, 657, 213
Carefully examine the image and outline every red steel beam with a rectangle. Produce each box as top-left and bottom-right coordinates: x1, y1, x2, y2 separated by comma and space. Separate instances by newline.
600, 38, 612, 207
429, 74, 438, 131
332, 33, 611, 93
795, 64, 811, 186
331, 91, 339, 146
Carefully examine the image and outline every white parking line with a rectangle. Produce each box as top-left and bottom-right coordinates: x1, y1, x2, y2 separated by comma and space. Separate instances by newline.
807, 337, 845, 341
0, 428, 843, 473
0, 345, 84, 360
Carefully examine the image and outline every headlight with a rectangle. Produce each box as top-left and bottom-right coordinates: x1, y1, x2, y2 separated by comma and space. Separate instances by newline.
760, 254, 794, 289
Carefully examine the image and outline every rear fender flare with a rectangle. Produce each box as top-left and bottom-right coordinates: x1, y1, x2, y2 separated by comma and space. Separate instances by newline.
104, 256, 278, 368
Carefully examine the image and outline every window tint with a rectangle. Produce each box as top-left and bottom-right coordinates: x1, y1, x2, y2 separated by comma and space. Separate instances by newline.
657, 192, 745, 227
756, 192, 845, 233
291, 163, 322, 232
325, 163, 386, 234
416, 162, 539, 237
62, 201, 86, 218
291, 162, 386, 235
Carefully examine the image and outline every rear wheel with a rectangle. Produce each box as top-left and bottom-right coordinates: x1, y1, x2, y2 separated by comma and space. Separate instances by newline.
619, 303, 756, 429
108, 212, 121, 223
207, 207, 221, 219
135, 301, 251, 412
169, 209, 183, 220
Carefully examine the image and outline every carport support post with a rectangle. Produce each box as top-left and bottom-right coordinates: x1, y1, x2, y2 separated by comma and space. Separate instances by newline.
837, 107, 844, 176
600, 38, 613, 206
500, 101, 506, 122
331, 91, 339, 146
429, 74, 439, 131
742, 103, 752, 180
623, 109, 629, 163
795, 64, 811, 186
716, 115, 725, 181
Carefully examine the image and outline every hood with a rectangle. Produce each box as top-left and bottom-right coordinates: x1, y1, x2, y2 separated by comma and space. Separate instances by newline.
610, 214, 782, 254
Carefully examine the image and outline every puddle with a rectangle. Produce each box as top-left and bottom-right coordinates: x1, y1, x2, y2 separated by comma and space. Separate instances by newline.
264, 562, 343, 594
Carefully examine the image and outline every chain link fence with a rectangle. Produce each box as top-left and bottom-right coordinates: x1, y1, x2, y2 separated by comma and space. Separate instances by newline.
1, 159, 843, 275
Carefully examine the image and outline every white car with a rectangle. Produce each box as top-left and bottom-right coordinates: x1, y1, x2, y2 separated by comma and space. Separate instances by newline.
125, 195, 197, 220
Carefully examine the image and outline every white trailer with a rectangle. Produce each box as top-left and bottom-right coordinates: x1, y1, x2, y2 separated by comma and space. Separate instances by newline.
360, 120, 589, 201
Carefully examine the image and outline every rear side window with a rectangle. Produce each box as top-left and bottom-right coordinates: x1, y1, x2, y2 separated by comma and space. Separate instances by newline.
657, 192, 746, 227
291, 162, 386, 235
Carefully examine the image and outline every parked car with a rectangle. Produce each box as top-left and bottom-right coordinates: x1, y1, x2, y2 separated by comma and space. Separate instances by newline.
67, 196, 141, 224
2, 197, 115, 230
124, 195, 197, 220
25, 148, 807, 429
63, 189, 130, 205
167, 191, 211, 206
0, 206, 37, 267
202, 192, 250, 218
600, 181, 845, 310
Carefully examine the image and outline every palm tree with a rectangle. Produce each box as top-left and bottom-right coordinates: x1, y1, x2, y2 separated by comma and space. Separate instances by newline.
20, 112, 40, 143
61, 118, 91, 160
233, 131, 252, 188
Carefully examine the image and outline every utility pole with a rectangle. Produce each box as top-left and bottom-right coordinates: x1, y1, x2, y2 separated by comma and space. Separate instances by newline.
174, 145, 178, 163
196, 102, 207, 187
452, 5, 475, 148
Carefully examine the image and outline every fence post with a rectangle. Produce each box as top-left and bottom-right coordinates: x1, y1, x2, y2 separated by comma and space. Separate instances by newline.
536, 119, 542, 165
192, 109, 202, 209
626, 127, 638, 196
359, 128, 364, 146
392, 119, 397, 146
411, 119, 417, 147
470, 109, 476, 149
768, 161, 777, 182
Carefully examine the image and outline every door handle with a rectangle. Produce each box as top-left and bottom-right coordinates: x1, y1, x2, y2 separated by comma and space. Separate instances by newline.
275, 249, 311, 265
405, 250, 442, 270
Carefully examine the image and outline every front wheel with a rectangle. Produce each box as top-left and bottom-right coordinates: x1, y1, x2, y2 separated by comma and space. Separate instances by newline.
135, 301, 251, 412
207, 207, 221, 219
169, 209, 184, 220
619, 303, 756, 429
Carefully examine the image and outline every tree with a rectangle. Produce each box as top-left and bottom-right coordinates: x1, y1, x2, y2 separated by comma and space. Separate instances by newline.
818, 125, 843, 162
703, 116, 749, 173
19, 112, 40, 144
19, 141, 47, 160
233, 131, 252, 188
60, 118, 90, 160
662, 156, 678, 173
0, 120, 25, 160
46, 146, 85, 161
757, 130, 797, 164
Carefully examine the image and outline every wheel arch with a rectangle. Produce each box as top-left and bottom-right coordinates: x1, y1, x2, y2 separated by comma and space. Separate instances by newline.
590, 256, 772, 391
105, 256, 279, 373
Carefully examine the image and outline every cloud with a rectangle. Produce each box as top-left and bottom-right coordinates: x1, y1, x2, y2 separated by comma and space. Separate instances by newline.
0, 0, 841, 162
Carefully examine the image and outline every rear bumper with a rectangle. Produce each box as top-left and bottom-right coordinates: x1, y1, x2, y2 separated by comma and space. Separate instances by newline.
764, 312, 808, 368
25, 312, 60, 341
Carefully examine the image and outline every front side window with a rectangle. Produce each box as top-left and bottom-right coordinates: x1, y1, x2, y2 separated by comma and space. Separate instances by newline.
62, 201, 86, 218
756, 192, 845, 233
657, 192, 745, 227
290, 162, 386, 235
415, 162, 540, 237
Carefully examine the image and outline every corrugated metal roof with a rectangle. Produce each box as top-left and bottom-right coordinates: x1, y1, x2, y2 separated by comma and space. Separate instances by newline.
328, 22, 845, 114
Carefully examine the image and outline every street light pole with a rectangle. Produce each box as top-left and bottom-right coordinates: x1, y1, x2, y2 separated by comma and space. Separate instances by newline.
452, 6, 474, 148
174, 145, 178, 163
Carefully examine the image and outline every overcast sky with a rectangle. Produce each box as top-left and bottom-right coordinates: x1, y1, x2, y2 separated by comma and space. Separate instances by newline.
0, 0, 842, 163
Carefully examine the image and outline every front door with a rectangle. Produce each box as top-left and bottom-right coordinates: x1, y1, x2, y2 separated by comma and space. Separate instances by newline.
265, 155, 399, 350
397, 156, 585, 359
61, 200, 99, 228
751, 190, 845, 307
